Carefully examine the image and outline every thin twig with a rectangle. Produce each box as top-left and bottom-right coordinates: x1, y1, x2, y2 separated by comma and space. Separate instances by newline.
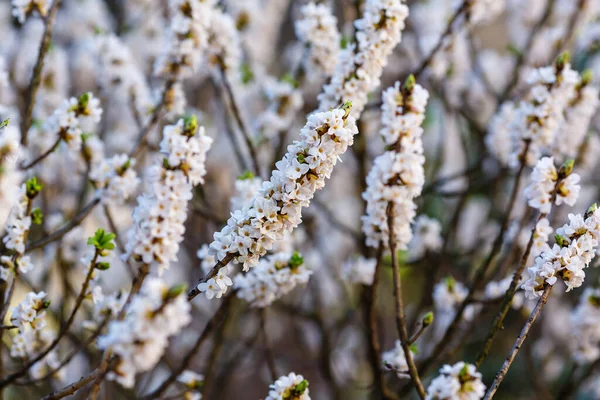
20, 136, 62, 170
20, 0, 63, 145
483, 285, 553, 399
187, 254, 234, 301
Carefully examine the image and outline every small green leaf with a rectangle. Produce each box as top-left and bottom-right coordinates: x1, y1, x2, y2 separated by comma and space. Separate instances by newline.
95, 262, 111, 270
31, 208, 43, 225
25, 177, 43, 199
289, 251, 304, 269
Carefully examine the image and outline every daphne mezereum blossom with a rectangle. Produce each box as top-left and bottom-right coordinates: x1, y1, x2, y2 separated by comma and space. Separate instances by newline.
295, 2, 341, 79
199, 103, 357, 298
229, 174, 262, 211
522, 205, 600, 299
9, 291, 63, 380
341, 255, 376, 286
425, 362, 486, 400
382, 340, 413, 379
256, 77, 304, 139
524, 157, 580, 214
486, 55, 580, 168
433, 277, 480, 332
570, 288, 600, 364
37, 92, 103, 152
124, 116, 212, 273
266, 372, 310, 400
11, 0, 49, 23
89, 154, 140, 205
154, 0, 213, 79
318, 0, 409, 117
2, 184, 33, 256
0, 123, 23, 226
408, 215, 443, 260
98, 277, 191, 388
232, 251, 311, 307
361, 78, 428, 250
177, 370, 204, 400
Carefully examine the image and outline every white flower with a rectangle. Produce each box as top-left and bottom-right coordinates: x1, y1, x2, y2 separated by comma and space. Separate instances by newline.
98, 277, 192, 388
266, 372, 310, 400
2, 185, 31, 255
341, 256, 376, 285
90, 154, 140, 204
382, 340, 412, 378
295, 2, 341, 79
409, 215, 443, 260
426, 362, 486, 400
524, 157, 580, 214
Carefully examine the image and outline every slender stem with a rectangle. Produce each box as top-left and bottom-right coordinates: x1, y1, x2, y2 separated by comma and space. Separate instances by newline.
387, 202, 426, 400
219, 66, 260, 177
141, 293, 234, 399
41, 367, 105, 400
25, 197, 101, 254
20, 0, 62, 145
260, 309, 278, 382
0, 250, 100, 388
20, 136, 62, 170
187, 254, 234, 301
484, 285, 553, 399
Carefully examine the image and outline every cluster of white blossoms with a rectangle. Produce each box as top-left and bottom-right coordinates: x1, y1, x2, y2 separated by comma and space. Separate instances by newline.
40, 92, 103, 151
2, 184, 32, 255
522, 205, 600, 299
98, 277, 192, 388
554, 71, 599, 160
570, 288, 600, 364
11, 0, 49, 23
425, 362, 486, 400
204, 7, 242, 80
229, 174, 262, 211
10, 291, 62, 380
233, 252, 311, 307
124, 116, 212, 273
487, 56, 581, 168
318, 0, 409, 117
294, 2, 341, 79
382, 340, 410, 378
177, 370, 204, 400
524, 157, 580, 214
530, 218, 553, 259
89, 154, 140, 204
341, 255, 376, 286
409, 215, 443, 260
433, 277, 480, 326
202, 104, 357, 289
82, 291, 126, 332
362, 78, 428, 250
154, 0, 213, 79
0, 123, 23, 226
257, 77, 304, 139
266, 372, 310, 400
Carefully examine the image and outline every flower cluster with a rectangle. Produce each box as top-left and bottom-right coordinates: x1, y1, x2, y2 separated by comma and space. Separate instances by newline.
89, 154, 140, 204
40, 92, 103, 151
266, 372, 310, 400
177, 370, 204, 400
295, 2, 341, 79
426, 362, 486, 400
382, 340, 410, 378
433, 277, 480, 327
10, 291, 62, 380
570, 288, 600, 364
232, 251, 311, 307
230, 174, 262, 211
341, 256, 376, 286
362, 79, 428, 250
98, 277, 192, 388
487, 56, 581, 168
409, 215, 443, 260
154, 0, 213, 79
203, 104, 356, 278
318, 0, 409, 117
205, 7, 242, 80
11, 0, 49, 23
124, 116, 212, 273
524, 157, 580, 214
3, 184, 32, 255
257, 77, 304, 139
522, 205, 600, 298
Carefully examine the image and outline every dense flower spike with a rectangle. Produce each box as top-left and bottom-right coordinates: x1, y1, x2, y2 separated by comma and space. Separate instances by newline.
124, 116, 212, 273
232, 251, 311, 307
89, 154, 140, 204
97, 277, 192, 388
425, 362, 486, 400
266, 372, 310, 400
295, 2, 341, 79
202, 103, 356, 293
522, 205, 600, 298
362, 78, 428, 250
318, 0, 409, 117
